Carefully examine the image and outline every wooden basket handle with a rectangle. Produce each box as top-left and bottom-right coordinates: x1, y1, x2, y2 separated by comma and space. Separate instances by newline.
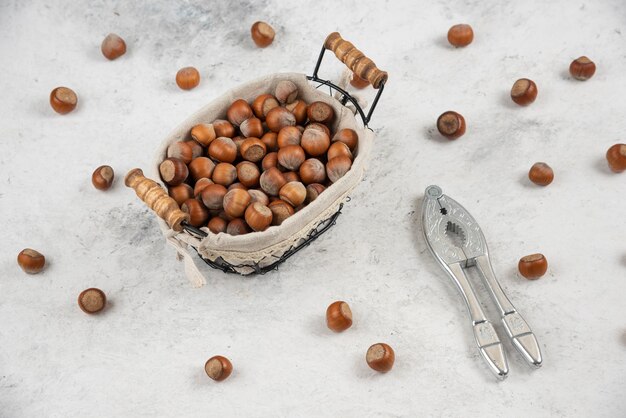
324, 32, 388, 89
125, 168, 189, 232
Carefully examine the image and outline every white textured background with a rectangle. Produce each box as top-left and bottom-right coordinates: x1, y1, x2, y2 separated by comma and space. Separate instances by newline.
1, 1, 625, 417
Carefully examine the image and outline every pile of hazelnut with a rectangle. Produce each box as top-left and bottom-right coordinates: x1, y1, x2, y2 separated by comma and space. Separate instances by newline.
159, 80, 359, 235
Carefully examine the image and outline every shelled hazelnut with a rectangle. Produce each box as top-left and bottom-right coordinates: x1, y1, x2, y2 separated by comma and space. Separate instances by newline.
181, 199, 210, 227
50, 87, 77, 114
251, 21, 275, 48
17, 249, 46, 274
92, 165, 114, 190
176, 67, 200, 90
101, 33, 126, 60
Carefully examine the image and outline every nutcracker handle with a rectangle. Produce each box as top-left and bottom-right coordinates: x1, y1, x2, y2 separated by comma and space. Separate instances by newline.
124, 168, 189, 232
324, 32, 388, 89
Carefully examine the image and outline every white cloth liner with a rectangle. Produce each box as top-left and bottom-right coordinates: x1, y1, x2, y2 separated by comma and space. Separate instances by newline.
151, 72, 374, 282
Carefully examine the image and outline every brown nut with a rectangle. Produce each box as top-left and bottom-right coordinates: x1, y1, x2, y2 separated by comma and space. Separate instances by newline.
189, 157, 215, 181
275, 80, 298, 104
301, 128, 330, 157
307, 122, 331, 138
191, 123, 216, 147
277, 126, 302, 148
366, 343, 395, 373
285, 100, 308, 125
207, 216, 228, 234
201, 183, 228, 210
245, 202, 273, 231
226, 99, 253, 127
277, 145, 306, 171
226, 218, 250, 235
205, 355, 233, 381
169, 183, 194, 205
240, 117, 264, 138
262, 152, 279, 171
208, 137, 237, 163
326, 301, 353, 332
306, 183, 326, 203
606, 144, 626, 173
569, 56, 596, 81
327, 141, 353, 161
248, 189, 269, 206
78, 288, 107, 314
50, 87, 77, 115
176, 67, 200, 90
181, 199, 210, 227
251, 21, 275, 48
436, 111, 466, 140
159, 158, 188, 186
167, 141, 194, 164
511, 78, 538, 106
193, 178, 214, 197
240, 137, 267, 162
92, 165, 114, 190
252, 94, 280, 119
260, 167, 287, 196
236, 161, 261, 188
326, 156, 352, 183
528, 162, 554, 186
261, 132, 278, 152
518, 253, 548, 279
101, 33, 126, 60
223, 189, 251, 218
188, 140, 203, 159
282, 171, 300, 183
307, 101, 335, 125
211, 162, 237, 187
213, 119, 235, 138
299, 158, 326, 185
268, 199, 295, 225
266, 107, 296, 132
447, 24, 474, 47
350, 72, 370, 89
17, 249, 46, 274
228, 182, 248, 191
279, 181, 306, 207
332, 128, 358, 151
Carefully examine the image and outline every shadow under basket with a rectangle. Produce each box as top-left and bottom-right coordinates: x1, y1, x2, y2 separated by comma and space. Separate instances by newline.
125, 33, 388, 285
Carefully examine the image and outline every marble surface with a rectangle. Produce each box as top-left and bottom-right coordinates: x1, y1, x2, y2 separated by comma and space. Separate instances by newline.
1, 0, 625, 417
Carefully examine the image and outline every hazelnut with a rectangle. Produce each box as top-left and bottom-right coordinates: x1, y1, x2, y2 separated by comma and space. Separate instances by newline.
227, 218, 250, 235
208, 137, 237, 163
92, 165, 114, 190
240, 117, 264, 138
307, 101, 335, 125
366, 343, 395, 373
326, 156, 352, 183
327, 141, 353, 161
169, 183, 194, 205
266, 107, 296, 132
159, 158, 188, 186
176, 67, 200, 90
511, 78, 538, 106
240, 137, 267, 162
78, 288, 107, 314
307, 122, 331, 137
277, 126, 302, 148
223, 189, 251, 218
181, 199, 210, 227
167, 141, 193, 164
332, 128, 358, 151
277, 145, 306, 171
268, 199, 295, 225
262, 152, 279, 171
201, 183, 228, 210
306, 183, 325, 203
252, 94, 279, 119
101, 33, 126, 60
261, 132, 278, 152
213, 119, 235, 138
49, 87, 77, 114
260, 167, 287, 196
528, 162, 554, 186
447, 24, 474, 47
248, 189, 269, 206
301, 128, 330, 157
245, 202, 273, 231
436, 111, 466, 140
275, 80, 298, 104
205, 355, 233, 381
17, 249, 46, 274
606, 144, 626, 173
207, 217, 228, 234
518, 254, 548, 280
286, 100, 308, 125
326, 301, 353, 332
236, 161, 261, 188
299, 158, 326, 185
233, 136, 245, 159
350, 72, 370, 89
227, 99, 253, 126
569, 56, 596, 81
191, 123, 216, 147
228, 182, 248, 191
251, 21, 275, 48
188, 140, 203, 159
189, 157, 215, 181
193, 178, 214, 197
279, 181, 306, 207
211, 162, 237, 187
282, 171, 300, 183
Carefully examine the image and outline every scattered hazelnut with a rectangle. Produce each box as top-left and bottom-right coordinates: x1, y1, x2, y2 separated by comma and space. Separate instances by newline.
78, 288, 107, 314
606, 144, 626, 173
268, 199, 294, 225
326, 301, 352, 332
176, 67, 200, 90
436, 111, 466, 140
101, 33, 126, 60
518, 254, 548, 280
447, 24, 474, 47
181, 199, 210, 227
92, 165, 114, 190
50, 87, 77, 115
569, 56, 596, 81
189, 157, 215, 181
326, 156, 352, 183
366, 343, 395, 373
332, 128, 358, 151
511, 78, 538, 106
275, 80, 298, 104
307, 101, 335, 125
205, 355, 233, 381
211, 162, 237, 187
245, 202, 273, 231
17, 249, 46, 274
191, 123, 216, 147
528, 162, 554, 186
159, 158, 188, 186
251, 21, 275, 48
277, 145, 306, 171
169, 183, 194, 205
